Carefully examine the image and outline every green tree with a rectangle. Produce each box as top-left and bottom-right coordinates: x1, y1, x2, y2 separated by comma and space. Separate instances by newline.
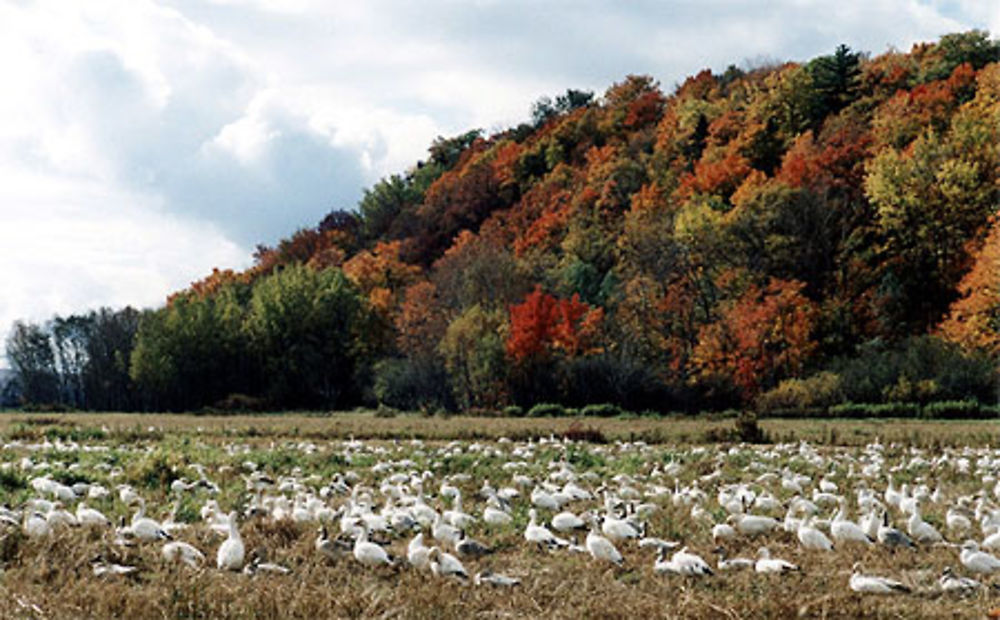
245, 264, 369, 408
438, 305, 508, 409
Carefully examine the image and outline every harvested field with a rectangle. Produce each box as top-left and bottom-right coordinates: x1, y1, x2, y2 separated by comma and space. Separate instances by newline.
0, 412, 997, 618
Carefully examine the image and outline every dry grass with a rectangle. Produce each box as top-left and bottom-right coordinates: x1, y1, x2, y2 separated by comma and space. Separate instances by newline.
0, 410, 998, 447
0, 413, 998, 618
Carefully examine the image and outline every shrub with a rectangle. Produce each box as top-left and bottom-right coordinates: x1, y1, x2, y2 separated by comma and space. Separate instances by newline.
373, 357, 453, 412
527, 403, 567, 417
756, 372, 844, 416
921, 400, 981, 419
212, 393, 267, 413
502, 405, 525, 418
580, 403, 624, 417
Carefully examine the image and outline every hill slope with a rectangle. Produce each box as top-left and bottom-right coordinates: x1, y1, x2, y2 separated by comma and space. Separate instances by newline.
9, 31, 1000, 413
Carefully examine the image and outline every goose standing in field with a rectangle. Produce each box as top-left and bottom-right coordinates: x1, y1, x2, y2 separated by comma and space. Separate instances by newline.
585, 517, 623, 566
907, 503, 943, 544
407, 532, 433, 571
129, 499, 172, 542
216, 511, 245, 571
754, 547, 799, 574
429, 546, 468, 581
797, 516, 834, 551
353, 525, 394, 567
960, 540, 1000, 574
163, 541, 205, 568
431, 513, 462, 548
831, 500, 873, 546
443, 491, 476, 529
939, 566, 981, 593
849, 563, 910, 594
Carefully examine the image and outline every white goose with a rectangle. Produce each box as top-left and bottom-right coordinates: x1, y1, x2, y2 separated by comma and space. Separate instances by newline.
407, 532, 433, 571
429, 546, 468, 581
128, 500, 172, 542
216, 511, 245, 571
754, 547, 799, 574
938, 566, 980, 593
907, 504, 943, 544
163, 541, 205, 568
797, 516, 834, 551
830, 500, 873, 546
960, 540, 1000, 574
585, 517, 623, 566
849, 563, 910, 594
654, 546, 713, 576
353, 525, 394, 567
551, 510, 587, 533
524, 508, 569, 549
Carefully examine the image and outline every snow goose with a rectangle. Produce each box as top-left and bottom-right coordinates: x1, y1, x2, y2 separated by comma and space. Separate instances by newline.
877, 511, 916, 550
443, 491, 476, 529
431, 513, 462, 548
797, 516, 834, 551
960, 540, 1000, 574
654, 547, 713, 576
23, 511, 51, 538
714, 548, 754, 571
316, 526, 350, 561
585, 518, 623, 566
907, 504, 943, 544
163, 541, 205, 568
243, 548, 291, 575
551, 510, 587, 533
601, 510, 642, 542
429, 546, 468, 581
353, 525, 394, 567
754, 547, 799, 574
849, 563, 910, 594
407, 532, 433, 571
91, 556, 138, 577
483, 498, 513, 527
638, 537, 680, 552
830, 500, 872, 546
524, 508, 569, 550
939, 566, 981, 593
455, 530, 492, 558
216, 512, 245, 571
475, 570, 521, 587
711, 522, 737, 542
728, 513, 780, 537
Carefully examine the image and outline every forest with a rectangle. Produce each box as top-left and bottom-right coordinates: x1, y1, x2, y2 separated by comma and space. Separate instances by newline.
5, 31, 1000, 417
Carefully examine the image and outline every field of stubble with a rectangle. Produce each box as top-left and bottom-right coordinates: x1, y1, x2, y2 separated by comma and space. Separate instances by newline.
0, 411, 997, 619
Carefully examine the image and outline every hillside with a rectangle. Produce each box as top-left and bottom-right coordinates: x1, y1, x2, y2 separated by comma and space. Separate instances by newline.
8, 31, 1000, 414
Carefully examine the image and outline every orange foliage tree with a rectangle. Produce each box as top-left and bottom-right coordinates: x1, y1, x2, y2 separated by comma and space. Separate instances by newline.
693, 278, 818, 399
506, 286, 604, 363
940, 215, 1000, 354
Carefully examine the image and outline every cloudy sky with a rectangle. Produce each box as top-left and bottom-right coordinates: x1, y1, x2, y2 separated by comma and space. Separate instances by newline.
0, 0, 997, 357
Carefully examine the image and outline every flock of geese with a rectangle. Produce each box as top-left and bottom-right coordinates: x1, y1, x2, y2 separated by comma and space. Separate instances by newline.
4, 433, 1000, 606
